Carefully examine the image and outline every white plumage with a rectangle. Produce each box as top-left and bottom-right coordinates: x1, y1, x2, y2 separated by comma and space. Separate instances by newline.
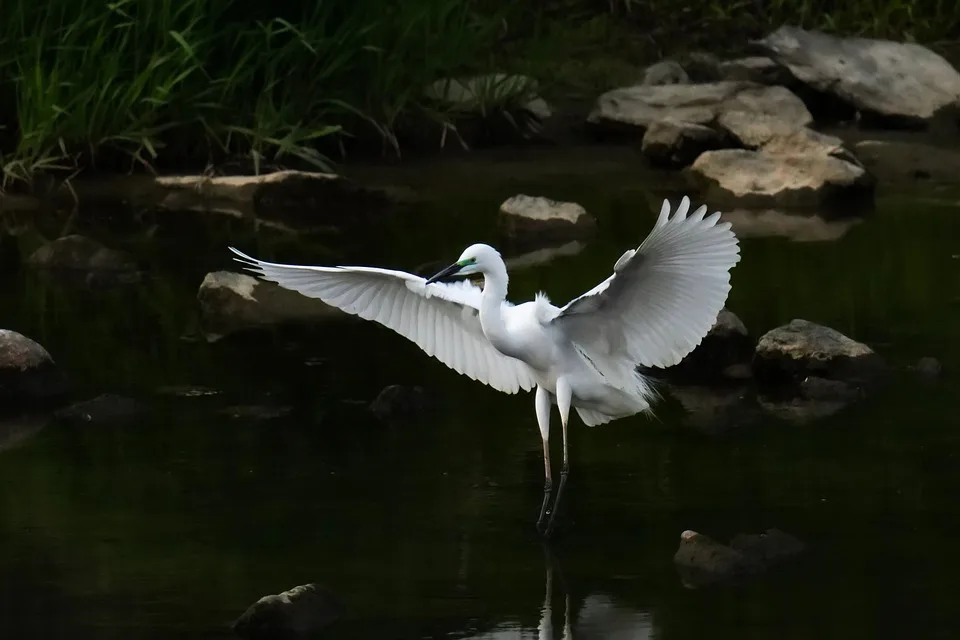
229, 195, 741, 536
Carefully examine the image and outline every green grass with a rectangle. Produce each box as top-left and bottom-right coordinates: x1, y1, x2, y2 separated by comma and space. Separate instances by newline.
1, 0, 959, 192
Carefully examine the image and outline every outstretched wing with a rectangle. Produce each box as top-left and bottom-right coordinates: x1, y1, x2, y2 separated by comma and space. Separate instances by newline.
229, 247, 538, 394
550, 196, 740, 369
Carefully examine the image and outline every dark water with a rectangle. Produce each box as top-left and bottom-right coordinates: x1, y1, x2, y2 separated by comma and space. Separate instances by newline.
2, 147, 960, 639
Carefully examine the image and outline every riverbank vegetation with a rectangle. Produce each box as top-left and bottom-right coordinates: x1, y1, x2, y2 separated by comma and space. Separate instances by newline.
2, 0, 959, 191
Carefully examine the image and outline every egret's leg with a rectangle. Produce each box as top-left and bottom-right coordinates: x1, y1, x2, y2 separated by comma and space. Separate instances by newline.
535, 385, 553, 534
544, 378, 572, 537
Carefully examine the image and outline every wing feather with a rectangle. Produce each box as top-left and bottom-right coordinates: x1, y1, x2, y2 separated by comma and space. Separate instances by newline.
552, 196, 741, 370
228, 247, 537, 394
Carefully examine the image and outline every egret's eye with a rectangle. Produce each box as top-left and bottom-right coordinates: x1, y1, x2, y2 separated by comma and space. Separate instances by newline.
458, 257, 477, 267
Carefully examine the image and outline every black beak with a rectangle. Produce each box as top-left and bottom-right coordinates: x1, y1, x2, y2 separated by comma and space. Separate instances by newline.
425, 262, 462, 284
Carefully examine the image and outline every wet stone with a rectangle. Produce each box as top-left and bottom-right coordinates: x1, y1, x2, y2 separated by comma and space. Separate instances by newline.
233, 583, 343, 640
0, 330, 69, 413
53, 394, 145, 427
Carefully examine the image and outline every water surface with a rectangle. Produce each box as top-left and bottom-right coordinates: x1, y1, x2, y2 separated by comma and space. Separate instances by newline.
1, 146, 959, 638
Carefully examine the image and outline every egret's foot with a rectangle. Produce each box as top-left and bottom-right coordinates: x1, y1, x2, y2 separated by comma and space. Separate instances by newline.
543, 466, 569, 538
536, 480, 553, 535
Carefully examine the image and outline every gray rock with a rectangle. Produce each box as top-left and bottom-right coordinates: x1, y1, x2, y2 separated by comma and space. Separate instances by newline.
233, 583, 343, 639
755, 25, 960, 126
753, 319, 886, 386
799, 375, 860, 402
716, 111, 847, 158
718, 56, 793, 85
498, 194, 596, 247
587, 82, 812, 135
0, 330, 68, 412
641, 60, 689, 86
685, 148, 873, 208
27, 235, 140, 285
674, 528, 805, 588
640, 118, 727, 168
197, 271, 344, 342
664, 308, 755, 383
53, 394, 145, 427
853, 140, 960, 183
758, 396, 849, 425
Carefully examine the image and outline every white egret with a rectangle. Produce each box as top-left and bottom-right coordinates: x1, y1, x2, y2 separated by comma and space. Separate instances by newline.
229, 196, 741, 536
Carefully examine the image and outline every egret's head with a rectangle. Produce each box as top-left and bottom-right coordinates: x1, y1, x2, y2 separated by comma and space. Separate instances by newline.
425, 243, 500, 284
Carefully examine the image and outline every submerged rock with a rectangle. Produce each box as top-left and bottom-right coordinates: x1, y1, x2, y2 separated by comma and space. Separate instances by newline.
640, 118, 727, 168
219, 404, 293, 422
369, 385, 429, 425
755, 25, 960, 127
27, 235, 141, 286
753, 319, 886, 387
53, 394, 145, 427
674, 528, 805, 588
232, 583, 343, 639
913, 356, 942, 380
587, 81, 811, 137
0, 330, 68, 412
504, 241, 585, 272
498, 194, 595, 247
685, 148, 873, 208
852, 140, 960, 183
665, 308, 754, 383
197, 271, 343, 341
721, 208, 863, 243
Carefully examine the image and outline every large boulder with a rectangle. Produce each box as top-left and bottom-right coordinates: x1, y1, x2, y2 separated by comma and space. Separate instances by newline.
685, 148, 873, 208
674, 528, 805, 588
498, 194, 596, 248
754, 25, 960, 127
0, 330, 69, 413
753, 319, 886, 387
587, 81, 812, 137
197, 271, 343, 341
232, 583, 343, 639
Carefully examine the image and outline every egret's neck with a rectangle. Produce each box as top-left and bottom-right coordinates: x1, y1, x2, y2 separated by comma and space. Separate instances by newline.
479, 260, 514, 353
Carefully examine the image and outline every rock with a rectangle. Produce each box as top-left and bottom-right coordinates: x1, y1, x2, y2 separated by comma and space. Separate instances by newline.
640, 119, 728, 168
716, 111, 852, 161
232, 583, 343, 640
587, 82, 811, 137
197, 271, 343, 341
152, 171, 411, 232
53, 394, 145, 427
27, 235, 135, 272
685, 149, 873, 208
369, 385, 429, 424
641, 60, 689, 86
664, 308, 755, 383
754, 25, 960, 127
219, 404, 292, 421
852, 140, 960, 183
156, 385, 222, 398
753, 319, 886, 387
0, 330, 68, 413
674, 528, 805, 588
717, 56, 793, 85
498, 195, 596, 247
27, 235, 141, 286
912, 356, 942, 380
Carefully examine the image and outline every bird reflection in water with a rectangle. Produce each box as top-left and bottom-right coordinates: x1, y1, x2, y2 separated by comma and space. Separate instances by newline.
464, 547, 655, 640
